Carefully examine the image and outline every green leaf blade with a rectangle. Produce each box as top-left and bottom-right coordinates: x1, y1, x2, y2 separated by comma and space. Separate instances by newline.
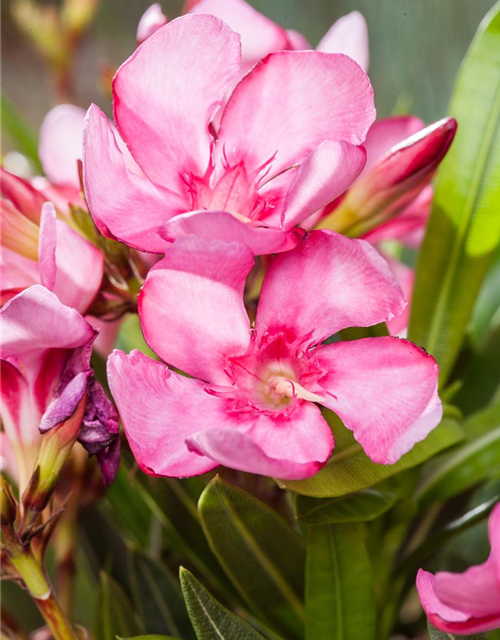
409, 3, 500, 384
198, 477, 305, 639
305, 523, 376, 640
180, 568, 268, 640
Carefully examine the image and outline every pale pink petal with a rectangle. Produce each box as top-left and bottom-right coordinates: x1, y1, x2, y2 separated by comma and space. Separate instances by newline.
160, 210, 303, 255
316, 11, 369, 71
217, 51, 375, 178
86, 317, 122, 357
256, 230, 406, 342
139, 236, 253, 383
136, 3, 168, 44
314, 337, 442, 464
83, 104, 185, 253
382, 255, 414, 337
0, 285, 95, 359
190, 0, 289, 65
417, 569, 500, 634
113, 15, 241, 189
38, 202, 103, 314
0, 432, 19, 484
187, 400, 333, 479
281, 141, 366, 229
435, 558, 500, 618
107, 350, 220, 477
0, 247, 39, 293
363, 116, 425, 173
39, 105, 86, 188
286, 29, 311, 50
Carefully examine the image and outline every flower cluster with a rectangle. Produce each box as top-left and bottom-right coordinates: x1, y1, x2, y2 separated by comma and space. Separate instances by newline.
3, 1, 497, 637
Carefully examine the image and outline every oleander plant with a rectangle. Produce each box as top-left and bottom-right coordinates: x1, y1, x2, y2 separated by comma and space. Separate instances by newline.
1, 1, 500, 639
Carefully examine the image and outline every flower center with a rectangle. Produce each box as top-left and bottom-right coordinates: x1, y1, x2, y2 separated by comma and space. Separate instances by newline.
261, 371, 324, 410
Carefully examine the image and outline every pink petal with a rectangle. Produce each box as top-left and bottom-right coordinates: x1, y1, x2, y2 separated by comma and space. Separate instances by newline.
286, 29, 311, 51
38, 105, 86, 188
86, 316, 122, 357
38, 203, 104, 314
281, 141, 366, 229
187, 402, 333, 480
316, 11, 369, 71
417, 569, 500, 634
1, 199, 40, 261
107, 349, 219, 477
256, 230, 406, 342
160, 210, 303, 255
0, 247, 39, 294
0, 168, 45, 223
136, 3, 168, 44
363, 116, 425, 173
435, 557, 500, 618
0, 285, 95, 359
113, 15, 241, 189
382, 255, 414, 337
139, 236, 253, 383
314, 337, 442, 464
189, 0, 289, 65
83, 104, 184, 253
217, 51, 375, 178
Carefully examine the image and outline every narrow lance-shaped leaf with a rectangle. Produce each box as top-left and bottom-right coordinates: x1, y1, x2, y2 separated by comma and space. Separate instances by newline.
180, 568, 269, 640
280, 411, 463, 498
94, 572, 141, 640
295, 489, 397, 525
409, 3, 500, 384
305, 523, 376, 640
198, 477, 305, 640
129, 551, 195, 640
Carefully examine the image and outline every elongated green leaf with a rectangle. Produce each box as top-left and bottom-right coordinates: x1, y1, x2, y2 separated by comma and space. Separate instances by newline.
417, 404, 500, 506
428, 622, 486, 639
129, 551, 194, 640
198, 477, 305, 639
180, 568, 268, 640
1, 93, 42, 170
306, 523, 375, 640
94, 572, 141, 640
280, 411, 463, 498
103, 465, 152, 547
409, 3, 500, 383
295, 489, 397, 525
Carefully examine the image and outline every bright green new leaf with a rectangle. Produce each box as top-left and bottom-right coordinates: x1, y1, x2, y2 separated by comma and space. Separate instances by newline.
409, 3, 500, 384
295, 489, 397, 525
198, 476, 305, 639
1, 93, 42, 170
306, 523, 375, 640
94, 572, 141, 640
280, 411, 463, 498
180, 568, 268, 640
129, 551, 195, 640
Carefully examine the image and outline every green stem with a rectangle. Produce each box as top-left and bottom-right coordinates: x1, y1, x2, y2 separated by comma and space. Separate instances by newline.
10, 549, 79, 640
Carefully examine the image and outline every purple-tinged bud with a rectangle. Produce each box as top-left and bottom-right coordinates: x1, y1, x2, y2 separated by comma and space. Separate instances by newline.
318, 117, 457, 237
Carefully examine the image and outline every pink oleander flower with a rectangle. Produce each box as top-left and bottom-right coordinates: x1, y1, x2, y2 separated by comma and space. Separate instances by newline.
0, 285, 120, 490
139, 0, 369, 73
83, 14, 375, 256
108, 230, 442, 480
1, 170, 103, 313
417, 503, 500, 634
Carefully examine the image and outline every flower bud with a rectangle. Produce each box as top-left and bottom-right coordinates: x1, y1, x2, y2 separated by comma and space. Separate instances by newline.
318, 117, 457, 237
137, 4, 168, 45
0, 476, 17, 527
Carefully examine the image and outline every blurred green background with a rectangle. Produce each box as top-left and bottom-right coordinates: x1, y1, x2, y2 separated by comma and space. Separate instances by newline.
1, 0, 497, 148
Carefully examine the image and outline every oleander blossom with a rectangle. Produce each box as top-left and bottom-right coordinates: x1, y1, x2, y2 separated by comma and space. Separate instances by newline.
0, 285, 120, 489
108, 230, 442, 480
83, 14, 375, 256
417, 503, 500, 634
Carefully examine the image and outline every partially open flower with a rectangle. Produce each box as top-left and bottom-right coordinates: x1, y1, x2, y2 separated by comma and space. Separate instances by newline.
84, 14, 375, 256
108, 231, 441, 480
0, 285, 119, 494
417, 503, 500, 634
